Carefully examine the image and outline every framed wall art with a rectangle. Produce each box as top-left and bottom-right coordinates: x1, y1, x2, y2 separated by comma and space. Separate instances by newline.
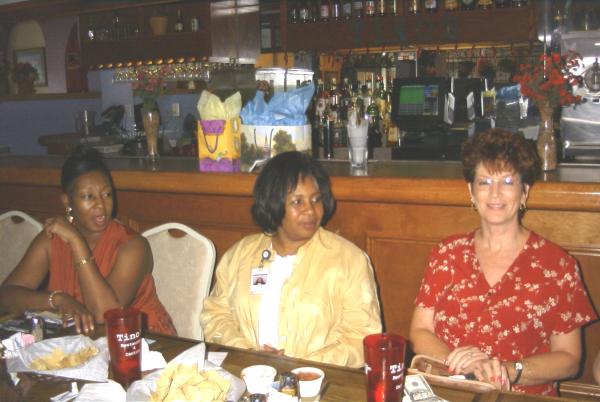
13, 47, 47, 86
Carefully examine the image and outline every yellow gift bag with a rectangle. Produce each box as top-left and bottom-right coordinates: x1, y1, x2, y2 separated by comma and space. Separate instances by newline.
197, 117, 241, 172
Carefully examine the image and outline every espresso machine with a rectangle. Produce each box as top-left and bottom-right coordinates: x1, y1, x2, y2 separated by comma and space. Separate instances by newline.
560, 31, 600, 162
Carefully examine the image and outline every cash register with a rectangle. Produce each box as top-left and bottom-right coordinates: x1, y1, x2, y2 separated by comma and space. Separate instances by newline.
390, 77, 483, 160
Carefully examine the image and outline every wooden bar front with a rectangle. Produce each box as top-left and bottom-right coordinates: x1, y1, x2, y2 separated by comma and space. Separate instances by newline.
0, 156, 599, 391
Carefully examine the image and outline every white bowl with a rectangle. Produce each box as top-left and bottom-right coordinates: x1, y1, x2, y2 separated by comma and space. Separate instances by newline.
291, 367, 325, 398
241, 364, 276, 394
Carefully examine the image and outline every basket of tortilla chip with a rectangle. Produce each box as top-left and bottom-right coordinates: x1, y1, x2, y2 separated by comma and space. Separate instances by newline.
127, 343, 245, 401
5, 335, 109, 382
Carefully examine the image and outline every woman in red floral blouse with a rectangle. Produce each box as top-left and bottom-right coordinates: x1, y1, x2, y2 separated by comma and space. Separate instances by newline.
409, 129, 597, 396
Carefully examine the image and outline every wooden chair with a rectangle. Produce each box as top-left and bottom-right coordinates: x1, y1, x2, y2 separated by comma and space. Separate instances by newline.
142, 222, 216, 340
0, 210, 43, 283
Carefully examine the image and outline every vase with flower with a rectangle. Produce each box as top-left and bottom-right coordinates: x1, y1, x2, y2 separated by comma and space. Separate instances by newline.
12, 62, 38, 95
133, 66, 170, 163
513, 52, 581, 171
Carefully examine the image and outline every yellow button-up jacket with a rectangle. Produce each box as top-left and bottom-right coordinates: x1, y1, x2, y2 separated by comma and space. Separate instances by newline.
200, 227, 382, 368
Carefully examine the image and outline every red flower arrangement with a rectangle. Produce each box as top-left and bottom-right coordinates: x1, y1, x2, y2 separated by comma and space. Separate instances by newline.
132, 65, 171, 113
513, 52, 581, 108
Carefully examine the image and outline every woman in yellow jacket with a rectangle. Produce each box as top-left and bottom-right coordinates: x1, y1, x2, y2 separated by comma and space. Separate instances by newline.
201, 151, 382, 368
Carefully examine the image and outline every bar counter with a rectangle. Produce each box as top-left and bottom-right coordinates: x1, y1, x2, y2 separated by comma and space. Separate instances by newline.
1, 155, 599, 393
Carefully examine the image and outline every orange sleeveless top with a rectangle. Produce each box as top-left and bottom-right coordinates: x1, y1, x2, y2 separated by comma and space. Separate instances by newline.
48, 220, 176, 336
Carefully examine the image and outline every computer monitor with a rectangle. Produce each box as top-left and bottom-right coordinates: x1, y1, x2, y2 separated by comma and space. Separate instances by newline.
451, 78, 484, 122
391, 77, 450, 131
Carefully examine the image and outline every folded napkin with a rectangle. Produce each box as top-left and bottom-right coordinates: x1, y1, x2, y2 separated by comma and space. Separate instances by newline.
75, 380, 126, 402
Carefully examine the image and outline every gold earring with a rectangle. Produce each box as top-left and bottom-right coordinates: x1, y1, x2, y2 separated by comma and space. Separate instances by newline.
471, 201, 478, 212
65, 206, 74, 223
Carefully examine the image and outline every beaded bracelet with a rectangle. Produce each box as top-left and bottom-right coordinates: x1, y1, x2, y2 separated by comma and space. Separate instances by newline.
48, 290, 63, 310
75, 255, 95, 269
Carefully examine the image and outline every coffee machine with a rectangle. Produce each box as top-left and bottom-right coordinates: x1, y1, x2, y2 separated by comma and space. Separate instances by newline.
560, 31, 600, 162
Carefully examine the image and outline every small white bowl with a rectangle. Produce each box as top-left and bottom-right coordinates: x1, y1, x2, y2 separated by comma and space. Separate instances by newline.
291, 367, 325, 398
241, 365, 277, 394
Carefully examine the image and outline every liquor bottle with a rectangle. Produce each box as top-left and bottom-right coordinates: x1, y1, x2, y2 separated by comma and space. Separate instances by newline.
332, 0, 342, 20
319, 0, 331, 22
375, 0, 386, 16
289, 1, 299, 23
460, 0, 475, 11
444, 0, 459, 11
299, 0, 310, 22
494, 0, 509, 7
477, 0, 493, 9
310, 0, 319, 22
407, 0, 420, 14
423, 0, 438, 12
190, 16, 199, 31
320, 0, 330, 21
174, 9, 184, 32
322, 114, 334, 159
352, 0, 364, 18
512, 0, 527, 7
388, 0, 398, 15
342, 0, 353, 19
365, 0, 375, 17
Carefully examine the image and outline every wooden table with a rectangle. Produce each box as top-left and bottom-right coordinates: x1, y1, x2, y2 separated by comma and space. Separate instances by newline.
0, 329, 592, 402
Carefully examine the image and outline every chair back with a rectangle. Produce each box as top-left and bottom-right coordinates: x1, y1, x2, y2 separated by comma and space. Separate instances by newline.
0, 210, 43, 283
142, 222, 216, 340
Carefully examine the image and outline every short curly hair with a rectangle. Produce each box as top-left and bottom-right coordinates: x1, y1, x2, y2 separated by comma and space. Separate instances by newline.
461, 128, 540, 186
251, 151, 335, 234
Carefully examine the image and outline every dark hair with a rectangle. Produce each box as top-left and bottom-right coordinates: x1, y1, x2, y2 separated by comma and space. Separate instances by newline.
251, 151, 335, 234
461, 128, 540, 186
61, 146, 117, 216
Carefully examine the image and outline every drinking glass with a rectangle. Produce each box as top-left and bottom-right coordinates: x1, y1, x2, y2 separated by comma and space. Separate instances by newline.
104, 307, 142, 388
363, 333, 406, 402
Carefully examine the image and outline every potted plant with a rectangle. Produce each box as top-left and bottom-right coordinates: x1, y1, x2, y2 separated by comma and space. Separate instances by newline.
12, 62, 38, 94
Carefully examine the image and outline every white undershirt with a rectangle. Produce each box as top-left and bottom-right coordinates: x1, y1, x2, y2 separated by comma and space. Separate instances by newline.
258, 253, 296, 349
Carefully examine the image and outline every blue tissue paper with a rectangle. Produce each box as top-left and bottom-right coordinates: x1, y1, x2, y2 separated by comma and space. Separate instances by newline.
241, 83, 315, 126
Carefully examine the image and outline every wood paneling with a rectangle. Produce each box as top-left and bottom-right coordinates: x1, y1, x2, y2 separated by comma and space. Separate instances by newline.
1, 158, 599, 386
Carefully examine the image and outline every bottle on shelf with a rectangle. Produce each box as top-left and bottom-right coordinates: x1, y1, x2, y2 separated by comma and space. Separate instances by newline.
332, 0, 342, 20
342, 0, 353, 19
407, 0, 420, 14
388, 0, 398, 15
376, 0, 386, 16
299, 0, 310, 22
190, 16, 199, 32
320, 0, 330, 21
512, 0, 527, 7
310, 0, 320, 22
460, 0, 476, 11
174, 9, 184, 32
423, 0, 438, 13
365, 0, 376, 17
445, 0, 459, 11
289, 1, 299, 23
477, 0, 493, 9
352, 0, 364, 18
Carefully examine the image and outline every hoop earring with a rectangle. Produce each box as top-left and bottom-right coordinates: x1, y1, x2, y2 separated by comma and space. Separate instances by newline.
65, 206, 74, 223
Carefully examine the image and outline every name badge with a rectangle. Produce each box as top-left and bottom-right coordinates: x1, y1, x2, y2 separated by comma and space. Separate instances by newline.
250, 267, 269, 295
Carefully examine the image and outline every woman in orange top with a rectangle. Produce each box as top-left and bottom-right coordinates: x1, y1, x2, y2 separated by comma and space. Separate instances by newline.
0, 147, 175, 335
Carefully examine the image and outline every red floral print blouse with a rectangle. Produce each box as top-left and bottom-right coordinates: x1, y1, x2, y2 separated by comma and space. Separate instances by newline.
415, 231, 597, 395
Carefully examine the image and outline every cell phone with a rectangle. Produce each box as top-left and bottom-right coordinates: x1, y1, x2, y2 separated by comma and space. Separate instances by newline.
24, 311, 75, 327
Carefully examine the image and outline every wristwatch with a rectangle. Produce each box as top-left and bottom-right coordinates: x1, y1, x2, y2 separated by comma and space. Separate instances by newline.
513, 361, 524, 385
